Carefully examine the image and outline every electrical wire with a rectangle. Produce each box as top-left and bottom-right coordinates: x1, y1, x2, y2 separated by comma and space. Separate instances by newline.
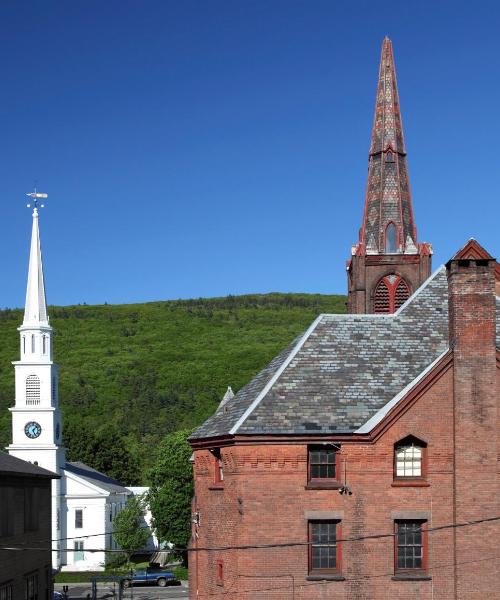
1, 514, 498, 553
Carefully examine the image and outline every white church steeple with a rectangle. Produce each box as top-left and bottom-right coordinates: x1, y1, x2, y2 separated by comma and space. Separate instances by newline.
23, 204, 49, 326
8, 195, 65, 568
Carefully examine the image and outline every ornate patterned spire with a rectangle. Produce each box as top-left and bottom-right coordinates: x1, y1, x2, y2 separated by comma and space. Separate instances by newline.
359, 37, 417, 255
23, 207, 49, 326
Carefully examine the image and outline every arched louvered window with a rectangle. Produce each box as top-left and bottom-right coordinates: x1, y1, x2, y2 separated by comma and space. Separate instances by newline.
385, 222, 398, 253
373, 274, 411, 314
374, 279, 391, 313
26, 375, 41, 406
394, 278, 410, 310
386, 150, 394, 162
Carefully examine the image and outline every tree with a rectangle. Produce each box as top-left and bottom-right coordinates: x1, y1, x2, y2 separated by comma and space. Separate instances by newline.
148, 429, 194, 563
64, 420, 141, 485
112, 495, 150, 564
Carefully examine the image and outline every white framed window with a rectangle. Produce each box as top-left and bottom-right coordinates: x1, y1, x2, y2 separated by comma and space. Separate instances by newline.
74, 540, 84, 562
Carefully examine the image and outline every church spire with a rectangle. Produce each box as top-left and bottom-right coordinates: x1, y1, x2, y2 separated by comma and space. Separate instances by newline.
23, 203, 49, 327
360, 36, 417, 254
346, 38, 432, 314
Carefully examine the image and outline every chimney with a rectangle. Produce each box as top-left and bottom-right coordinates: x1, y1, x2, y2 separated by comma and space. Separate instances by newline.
446, 251, 498, 597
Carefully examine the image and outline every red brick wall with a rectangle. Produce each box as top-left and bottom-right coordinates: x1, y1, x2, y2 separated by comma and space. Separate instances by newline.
190, 258, 499, 599
447, 258, 499, 600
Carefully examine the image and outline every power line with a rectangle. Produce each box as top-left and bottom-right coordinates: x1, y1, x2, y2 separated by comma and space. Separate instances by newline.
182, 514, 500, 553
1, 514, 498, 553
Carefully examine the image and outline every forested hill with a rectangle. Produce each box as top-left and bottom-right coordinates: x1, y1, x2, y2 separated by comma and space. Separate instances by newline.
0, 293, 345, 484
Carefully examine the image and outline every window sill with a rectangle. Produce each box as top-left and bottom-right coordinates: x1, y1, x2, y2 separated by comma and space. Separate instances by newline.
305, 481, 342, 490
392, 573, 432, 581
307, 574, 345, 581
208, 485, 225, 491
391, 479, 430, 487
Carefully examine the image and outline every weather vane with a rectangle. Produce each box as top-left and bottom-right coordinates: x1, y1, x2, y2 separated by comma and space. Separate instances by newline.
26, 186, 48, 210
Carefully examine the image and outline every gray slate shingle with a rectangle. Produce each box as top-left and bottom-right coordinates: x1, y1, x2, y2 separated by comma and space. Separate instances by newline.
192, 267, 500, 439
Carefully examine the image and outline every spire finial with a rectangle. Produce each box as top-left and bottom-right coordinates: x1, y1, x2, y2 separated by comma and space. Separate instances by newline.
26, 188, 48, 215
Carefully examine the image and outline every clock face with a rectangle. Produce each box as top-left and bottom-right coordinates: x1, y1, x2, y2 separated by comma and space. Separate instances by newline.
24, 421, 42, 439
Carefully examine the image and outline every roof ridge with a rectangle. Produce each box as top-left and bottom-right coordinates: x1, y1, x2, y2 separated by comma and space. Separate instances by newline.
229, 314, 324, 434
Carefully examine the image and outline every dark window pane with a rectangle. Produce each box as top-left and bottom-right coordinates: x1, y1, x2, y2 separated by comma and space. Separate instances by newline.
397, 521, 424, 570
310, 521, 338, 571
309, 447, 337, 480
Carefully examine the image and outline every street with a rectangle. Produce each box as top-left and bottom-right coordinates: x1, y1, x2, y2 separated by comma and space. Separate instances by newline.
54, 582, 189, 600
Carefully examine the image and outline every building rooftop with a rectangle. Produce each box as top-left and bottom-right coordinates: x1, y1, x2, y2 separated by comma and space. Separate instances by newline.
0, 451, 58, 478
64, 461, 131, 495
192, 266, 500, 440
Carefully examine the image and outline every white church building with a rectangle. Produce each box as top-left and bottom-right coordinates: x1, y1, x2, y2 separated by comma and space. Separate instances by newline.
7, 202, 154, 570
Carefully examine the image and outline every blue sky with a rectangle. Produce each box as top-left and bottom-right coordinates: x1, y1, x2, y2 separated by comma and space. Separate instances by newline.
1, 1, 498, 307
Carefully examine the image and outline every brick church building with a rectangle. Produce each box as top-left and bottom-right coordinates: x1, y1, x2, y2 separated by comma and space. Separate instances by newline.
188, 38, 500, 599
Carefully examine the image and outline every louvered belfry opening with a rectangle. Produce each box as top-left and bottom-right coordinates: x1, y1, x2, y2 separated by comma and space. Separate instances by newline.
373, 275, 410, 314
26, 374, 41, 405
374, 279, 391, 313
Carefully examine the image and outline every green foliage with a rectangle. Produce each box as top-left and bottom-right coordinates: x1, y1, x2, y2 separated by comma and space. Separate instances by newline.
65, 421, 141, 484
173, 566, 188, 581
0, 293, 346, 481
112, 496, 150, 561
104, 551, 128, 571
148, 429, 194, 555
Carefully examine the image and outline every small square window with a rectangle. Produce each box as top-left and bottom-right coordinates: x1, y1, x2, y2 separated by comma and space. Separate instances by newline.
307, 446, 340, 488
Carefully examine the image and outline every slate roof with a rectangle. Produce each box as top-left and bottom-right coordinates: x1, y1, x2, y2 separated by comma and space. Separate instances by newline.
0, 451, 58, 478
192, 267, 500, 440
64, 461, 131, 495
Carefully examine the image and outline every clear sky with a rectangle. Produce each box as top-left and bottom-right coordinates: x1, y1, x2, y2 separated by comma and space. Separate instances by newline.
1, 1, 498, 307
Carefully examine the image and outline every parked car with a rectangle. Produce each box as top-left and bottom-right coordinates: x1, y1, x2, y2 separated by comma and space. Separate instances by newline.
53, 592, 64, 600
122, 567, 180, 587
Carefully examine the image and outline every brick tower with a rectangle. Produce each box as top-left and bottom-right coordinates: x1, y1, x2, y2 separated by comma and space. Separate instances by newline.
347, 37, 432, 314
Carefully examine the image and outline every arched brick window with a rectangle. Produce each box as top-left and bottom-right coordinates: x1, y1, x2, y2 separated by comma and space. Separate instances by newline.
374, 274, 410, 314
394, 436, 427, 481
26, 374, 41, 406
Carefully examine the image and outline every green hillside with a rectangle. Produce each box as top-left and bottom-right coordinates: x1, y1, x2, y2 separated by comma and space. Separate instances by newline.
0, 293, 346, 483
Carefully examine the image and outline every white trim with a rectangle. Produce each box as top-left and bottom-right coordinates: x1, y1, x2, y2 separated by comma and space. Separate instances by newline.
354, 348, 450, 434
394, 265, 446, 315
229, 315, 324, 434
63, 468, 111, 496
